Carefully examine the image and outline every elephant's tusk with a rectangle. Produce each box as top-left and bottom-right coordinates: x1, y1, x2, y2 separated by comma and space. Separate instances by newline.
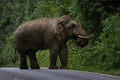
78, 34, 94, 39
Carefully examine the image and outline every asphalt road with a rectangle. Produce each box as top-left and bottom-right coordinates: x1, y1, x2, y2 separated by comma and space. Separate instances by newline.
0, 68, 120, 80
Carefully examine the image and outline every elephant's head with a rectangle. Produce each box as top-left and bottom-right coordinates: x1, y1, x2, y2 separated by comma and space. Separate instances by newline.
55, 15, 93, 47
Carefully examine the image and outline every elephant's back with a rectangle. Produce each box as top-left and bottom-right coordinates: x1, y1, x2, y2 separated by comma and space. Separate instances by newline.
15, 18, 56, 33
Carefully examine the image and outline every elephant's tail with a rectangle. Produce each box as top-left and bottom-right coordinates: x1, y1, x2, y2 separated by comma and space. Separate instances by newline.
12, 48, 17, 63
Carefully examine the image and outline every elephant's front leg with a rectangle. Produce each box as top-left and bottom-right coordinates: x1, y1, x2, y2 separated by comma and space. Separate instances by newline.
59, 45, 68, 69
49, 44, 59, 69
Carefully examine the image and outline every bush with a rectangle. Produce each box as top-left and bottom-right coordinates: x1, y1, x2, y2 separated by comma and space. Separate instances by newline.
98, 14, 120, 69
0, 33, 19, 67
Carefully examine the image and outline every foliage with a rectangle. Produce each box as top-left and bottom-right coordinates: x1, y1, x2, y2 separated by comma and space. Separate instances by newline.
98, 14, 120, 69
0, 33, 19, 67
77, 0, 120, 37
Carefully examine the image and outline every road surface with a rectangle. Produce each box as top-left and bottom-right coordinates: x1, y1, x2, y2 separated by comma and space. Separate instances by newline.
0, 68, 120, 80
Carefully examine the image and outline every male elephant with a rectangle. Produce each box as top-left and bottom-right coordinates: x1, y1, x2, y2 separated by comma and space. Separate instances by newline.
14, 15, 93, 69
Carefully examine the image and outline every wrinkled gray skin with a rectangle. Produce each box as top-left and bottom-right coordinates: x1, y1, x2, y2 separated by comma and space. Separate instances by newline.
14, 15, 90, 69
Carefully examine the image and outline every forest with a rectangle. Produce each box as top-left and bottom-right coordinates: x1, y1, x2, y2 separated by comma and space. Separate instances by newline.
0, 0, 120, 76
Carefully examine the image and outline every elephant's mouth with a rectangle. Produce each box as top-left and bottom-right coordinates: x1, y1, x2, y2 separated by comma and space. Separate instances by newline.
73, 34, 94, 47
76, 37, 88, 47
75, 34, 94, 47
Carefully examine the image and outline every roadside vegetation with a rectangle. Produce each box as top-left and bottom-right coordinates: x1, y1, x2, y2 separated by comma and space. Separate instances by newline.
0, 0, 120, 76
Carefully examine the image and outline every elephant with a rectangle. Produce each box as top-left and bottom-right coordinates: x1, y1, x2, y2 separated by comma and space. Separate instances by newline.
14, 15, 93, 69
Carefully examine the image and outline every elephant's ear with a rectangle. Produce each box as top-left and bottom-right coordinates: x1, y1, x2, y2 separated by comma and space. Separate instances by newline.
55, 15, 71, 42
55, 15, 71, 34
55, 25, 64, 34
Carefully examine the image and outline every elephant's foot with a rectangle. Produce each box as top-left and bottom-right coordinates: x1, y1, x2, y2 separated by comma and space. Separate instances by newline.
30, 65, 40, 69
20, 66, 29, 69
59, 66, 66, 69
49, 66, 58, 69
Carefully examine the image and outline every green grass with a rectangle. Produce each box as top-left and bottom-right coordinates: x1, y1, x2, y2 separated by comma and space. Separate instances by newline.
35, 50, 120, 76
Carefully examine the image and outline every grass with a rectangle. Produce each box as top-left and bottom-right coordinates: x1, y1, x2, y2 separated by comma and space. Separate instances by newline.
36, 50, 120, 76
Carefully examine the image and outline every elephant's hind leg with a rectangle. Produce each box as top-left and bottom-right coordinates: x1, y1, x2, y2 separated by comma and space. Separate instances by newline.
28, 50, 40, 69
19, 53, 28, 69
